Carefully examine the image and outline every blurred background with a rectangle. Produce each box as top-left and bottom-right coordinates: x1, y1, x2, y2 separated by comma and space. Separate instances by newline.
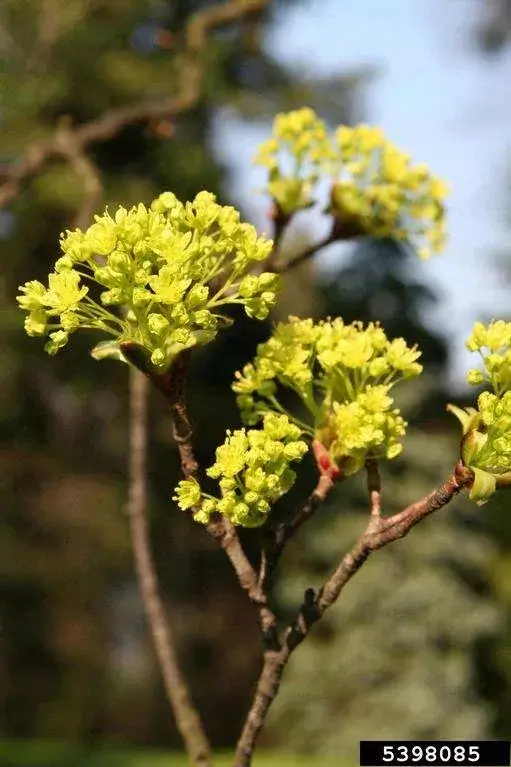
1, 0, 511, 764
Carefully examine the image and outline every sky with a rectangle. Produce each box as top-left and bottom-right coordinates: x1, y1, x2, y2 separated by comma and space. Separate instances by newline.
213, 0, 511, 389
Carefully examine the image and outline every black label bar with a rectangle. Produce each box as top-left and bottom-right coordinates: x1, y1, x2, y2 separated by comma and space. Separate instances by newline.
360, 740, 510, 767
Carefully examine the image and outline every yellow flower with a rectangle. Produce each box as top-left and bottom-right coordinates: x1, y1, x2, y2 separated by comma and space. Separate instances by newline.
44, 270, 88, 312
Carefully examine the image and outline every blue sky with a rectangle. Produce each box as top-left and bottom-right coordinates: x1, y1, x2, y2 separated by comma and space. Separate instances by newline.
213, 0, 511, 388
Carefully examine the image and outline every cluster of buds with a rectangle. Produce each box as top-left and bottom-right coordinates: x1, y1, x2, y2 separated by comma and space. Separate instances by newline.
253, 107, 333, 216
448, 320, 511, 503
254, 108, 449, 259
17, 191, 281, 371
174, 413, 308, 528
233, 316, 422, 478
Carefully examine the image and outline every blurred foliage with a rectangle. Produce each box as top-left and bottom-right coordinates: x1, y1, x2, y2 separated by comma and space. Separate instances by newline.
0, 0, 367, 750
0, 740, 350, 767
475, 0, 511, 52
0, 0, 507, 757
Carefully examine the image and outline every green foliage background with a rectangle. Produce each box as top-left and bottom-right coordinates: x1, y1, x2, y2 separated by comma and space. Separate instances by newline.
0, 0, 509, 759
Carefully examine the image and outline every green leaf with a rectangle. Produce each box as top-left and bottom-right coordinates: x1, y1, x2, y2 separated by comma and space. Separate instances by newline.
90, 340, 128, 363
468, 466, 497, 506
460, 429, 487, 465
446, 403, 479, 435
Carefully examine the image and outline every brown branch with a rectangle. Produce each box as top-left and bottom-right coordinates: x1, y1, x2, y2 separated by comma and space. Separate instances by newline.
186, 0, 269, 52
261, 204, 293, 271
233, 464, 473, 766
145, 350, 199, 480
233, 649, 287, 765
127, 368, 212, 767
269, 210, 371, 274
313, 464, 472, 618
134, 348, 279, 639
207, 517, 278, 641
0, 0, 271, 210
273, 231, 338, 273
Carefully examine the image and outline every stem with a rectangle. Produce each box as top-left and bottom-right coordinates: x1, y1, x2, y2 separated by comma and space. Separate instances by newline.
273, 231, 338, 273
266, 394, 314, 434
207, 517, 278, 639
127, 368, 212, 767
146, 350, 199, 479
365, 457, 381, 517
262, 204, 293, 271
145, 350, 279, 636
233, 649, 288, 766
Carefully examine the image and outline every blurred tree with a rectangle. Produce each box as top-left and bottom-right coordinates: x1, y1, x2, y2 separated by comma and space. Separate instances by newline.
474, 0, 511, 52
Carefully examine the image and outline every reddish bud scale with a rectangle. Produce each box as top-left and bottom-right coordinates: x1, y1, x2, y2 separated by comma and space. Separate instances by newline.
312, 439, 342, 481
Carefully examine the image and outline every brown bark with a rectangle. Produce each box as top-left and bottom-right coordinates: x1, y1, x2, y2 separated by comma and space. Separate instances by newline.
128, 369, 212, 766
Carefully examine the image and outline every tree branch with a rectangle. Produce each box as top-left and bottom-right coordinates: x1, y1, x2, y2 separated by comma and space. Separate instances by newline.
267, 209, 371, 274
207, 517, 279, 641
273, 231, 339, 273
233, 464, 473, 766
127, 368, 212, 767
262, 204, 293, 271
144, 350, 199, 480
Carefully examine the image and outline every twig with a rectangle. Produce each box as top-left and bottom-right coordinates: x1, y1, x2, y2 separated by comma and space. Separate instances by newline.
312, 464, 472, 618
365, 457, 381, 517
273, 231, 338, 273
271, 214, 369, 274
233, 463, 473, 766
233, 649, 287, 766
262, 204, 293, 271
145, 350, 199, 480
207, 517, 278, 641
127, 368, 212, 767
138, 349, 279, 639
0, 0, 271, 210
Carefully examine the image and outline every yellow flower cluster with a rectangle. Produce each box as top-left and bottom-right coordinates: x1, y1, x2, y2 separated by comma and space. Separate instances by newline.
254, 108, 449, 259
316, 385, 406, 476
331, 124, 448, 258
233, 316, 423, 477
17, 191, 280, 367
253, 107, 334, 214
465, 320, 511, 395
174, 413, 308, 528
448, 319, 511, 504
